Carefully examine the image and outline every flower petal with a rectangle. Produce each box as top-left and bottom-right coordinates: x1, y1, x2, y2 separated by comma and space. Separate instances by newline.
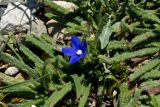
62, 48, 76, 56
69, 56, 82, 64
82, 51, 87, 58
80, 41, 87, 52
71, 36, 81, 50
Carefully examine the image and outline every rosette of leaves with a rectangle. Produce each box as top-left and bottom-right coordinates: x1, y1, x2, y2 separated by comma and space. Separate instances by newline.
43, 0, 160, 107
98, 0, 160, 107
0, 34, 92, 106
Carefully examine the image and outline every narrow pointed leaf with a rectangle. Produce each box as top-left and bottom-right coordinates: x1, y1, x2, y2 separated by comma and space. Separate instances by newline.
71, 74, 84, 98
78, 84, 91, 107
44, 82, 72, 107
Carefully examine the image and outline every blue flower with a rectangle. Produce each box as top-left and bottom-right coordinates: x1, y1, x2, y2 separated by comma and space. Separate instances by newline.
62, 36, 87, 64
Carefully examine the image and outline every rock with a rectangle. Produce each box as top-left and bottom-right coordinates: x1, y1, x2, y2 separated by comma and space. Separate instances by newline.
5, 66, 19, 76
0, 2, 47, 36
0, 2, 34, 33
15, 73, 25, 81
53, 1, 78, 12
46, 20, 64, 39
31, 105, 37, 107
29, 18, 47, 36
0, 6, 6, 18
0, 0, 40, 14
0, 0, 26, 6
46, 19, 68, 43
112, 90, 117, 97
0, 64, 8, 70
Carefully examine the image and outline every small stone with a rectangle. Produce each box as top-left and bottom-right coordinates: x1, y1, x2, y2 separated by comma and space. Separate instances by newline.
31, 105, 37, 107
53, 1, 78, 12
5, 66, 19, 76
15, 73, 25, 81
0, 64, 9, 70
46, 19, 66, 42
112, 90, 117, 97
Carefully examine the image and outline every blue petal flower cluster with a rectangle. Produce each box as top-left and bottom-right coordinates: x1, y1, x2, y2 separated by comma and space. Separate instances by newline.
62, 36, 87, 64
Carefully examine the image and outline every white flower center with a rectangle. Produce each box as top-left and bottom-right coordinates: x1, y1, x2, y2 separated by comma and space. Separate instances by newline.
76, 50, 83, 55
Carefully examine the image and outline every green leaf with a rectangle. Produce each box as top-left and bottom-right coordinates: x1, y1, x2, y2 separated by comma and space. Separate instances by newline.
0, 52, 39, 78
78, 84, 91, 107
44, 0, 70, 16
99, 19, 112, 49
0, 34, 13, 53
105, 74, 118, 82
139, 69, 160, 80
8, 98, 44, 107
99, 48, 160, 64
42, 58, 58, 89
0, 85, 37, 97
128, 0, 160, 24
0, 79, 40, 96
25, 35, 54, 57
19, 44, 44, 75
0, 73, 24, 85
44, 82, 72, 107
71, 74, 84, 98
107, 40, 128, 50
88, 15, 98, 29
140, 80, 160, 90
131, 31, 159, 48
129, 58, 160, 81
151, 95, 160, 107
7, 43, 23, 61
147, 42, 160, 48
99, 20, 121, 49
151, 95, 159, 107
118, 83, 134, 107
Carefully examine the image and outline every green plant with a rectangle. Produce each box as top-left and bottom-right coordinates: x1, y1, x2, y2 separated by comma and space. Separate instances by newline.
0, 0, 160, 106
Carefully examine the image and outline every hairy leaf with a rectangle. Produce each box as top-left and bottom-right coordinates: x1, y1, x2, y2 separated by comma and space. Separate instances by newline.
129, 58, 160, 81
78, 84, 91, 107
44, 82, 72, 107
99, 19, 121, 49
71, 74, 84, 98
